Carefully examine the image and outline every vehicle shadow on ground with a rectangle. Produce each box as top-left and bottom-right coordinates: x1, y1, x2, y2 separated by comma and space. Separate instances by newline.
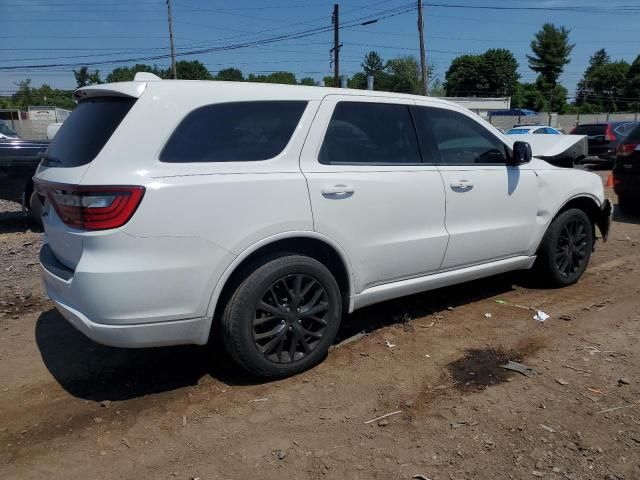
35, 309, 261, 402
613, 205, 640, 226
0, 211, 40, 234
35, 273, 518, 402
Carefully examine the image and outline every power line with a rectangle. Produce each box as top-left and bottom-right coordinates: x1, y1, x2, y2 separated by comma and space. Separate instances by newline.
0, 3, 417, 71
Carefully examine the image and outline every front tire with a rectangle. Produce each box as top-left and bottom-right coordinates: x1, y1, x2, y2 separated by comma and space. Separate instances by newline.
221, 255, 342, 378
535, 208, 594, 287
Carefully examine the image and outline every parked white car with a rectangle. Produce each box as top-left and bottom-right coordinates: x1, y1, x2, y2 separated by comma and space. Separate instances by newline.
505, 125, 563, 135
34, 76, 612, 378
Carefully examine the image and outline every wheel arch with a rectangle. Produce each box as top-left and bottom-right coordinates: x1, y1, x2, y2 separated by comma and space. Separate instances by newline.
536, 194, 602, 255
554, 195, 602, 236
205, 232, 355, 340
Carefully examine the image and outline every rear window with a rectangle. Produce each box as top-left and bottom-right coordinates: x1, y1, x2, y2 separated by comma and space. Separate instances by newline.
505, 128, 530, 135
573, 124, 606, 136
44, 97, 135, 167
615, 122, 638, 137
626, 124, 640, 142
160, 101, 307, 163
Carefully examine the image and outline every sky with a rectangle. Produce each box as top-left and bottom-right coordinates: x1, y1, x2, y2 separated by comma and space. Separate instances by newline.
0, 0, 638, 100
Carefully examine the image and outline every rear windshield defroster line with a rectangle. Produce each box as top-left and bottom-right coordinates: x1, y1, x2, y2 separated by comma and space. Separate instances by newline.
43, 97, 136, 168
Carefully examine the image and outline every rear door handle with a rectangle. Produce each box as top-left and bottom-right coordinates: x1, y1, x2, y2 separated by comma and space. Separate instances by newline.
450, 180, 473, 190
321, 185, 355, 196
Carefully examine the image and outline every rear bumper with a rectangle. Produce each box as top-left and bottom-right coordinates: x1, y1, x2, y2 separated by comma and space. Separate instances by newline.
46, 285, 210, 348
613, 170, 640, 199
587, 143, 615, 159
39, 233, 234, 347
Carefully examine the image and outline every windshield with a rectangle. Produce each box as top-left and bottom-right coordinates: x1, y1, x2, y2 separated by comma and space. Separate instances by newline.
505, 128, 530, 135
0, 121, 19, 137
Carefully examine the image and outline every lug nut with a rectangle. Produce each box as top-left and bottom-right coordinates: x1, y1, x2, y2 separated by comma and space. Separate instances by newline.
297, 319, 301, 324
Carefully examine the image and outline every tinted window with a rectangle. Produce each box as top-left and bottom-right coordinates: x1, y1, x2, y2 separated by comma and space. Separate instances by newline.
533, 128, 546, 134
626, 123, 640, 142
0, 121, 18, 137
615, 122, 638, 136
505, 128, 529, 135
412, 106, 508, 164
160, 101, 306, 163
319, 102, 421, 164
45, 97, 135, 167
573, 124, 606, 136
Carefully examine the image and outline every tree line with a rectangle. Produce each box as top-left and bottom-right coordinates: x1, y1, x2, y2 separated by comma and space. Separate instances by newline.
443, 23, 640, 113
1, 22, 638, 114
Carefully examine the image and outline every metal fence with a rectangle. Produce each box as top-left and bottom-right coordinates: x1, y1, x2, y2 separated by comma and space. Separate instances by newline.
486, 113, 640, 132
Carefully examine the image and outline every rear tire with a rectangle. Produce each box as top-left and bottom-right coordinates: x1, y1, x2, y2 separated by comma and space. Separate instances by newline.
534, 208, 594, 287
28, 191, 43, 227
221, 254, 342, 378
618, 195, 636, 215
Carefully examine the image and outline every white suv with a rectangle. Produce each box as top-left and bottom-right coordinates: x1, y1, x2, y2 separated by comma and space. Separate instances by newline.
35, 76, 612, 378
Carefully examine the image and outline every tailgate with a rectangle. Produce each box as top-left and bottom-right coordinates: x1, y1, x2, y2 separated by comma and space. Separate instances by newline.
35, 95, 138, 270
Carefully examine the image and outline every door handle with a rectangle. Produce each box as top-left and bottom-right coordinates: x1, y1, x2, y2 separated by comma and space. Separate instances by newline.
321, 185, 355, 196
450, 180, 473, 190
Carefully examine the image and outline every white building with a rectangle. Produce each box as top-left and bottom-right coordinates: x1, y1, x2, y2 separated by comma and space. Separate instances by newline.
439, 97, 511, 117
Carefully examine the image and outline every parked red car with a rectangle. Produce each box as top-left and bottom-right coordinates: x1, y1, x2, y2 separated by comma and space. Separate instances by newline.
612, 123, 640, 213
571, 121, 638, 166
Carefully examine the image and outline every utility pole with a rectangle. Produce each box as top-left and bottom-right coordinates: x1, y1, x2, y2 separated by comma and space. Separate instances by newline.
417, 0, 428, 96
547, 86, 554, 126
166, 0, 177, 80
331, 4, 341, 88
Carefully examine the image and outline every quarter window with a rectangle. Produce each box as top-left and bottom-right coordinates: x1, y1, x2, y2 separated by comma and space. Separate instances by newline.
160, 101, 307, 163
412, 106, 508, 164
318, 102, 421, 165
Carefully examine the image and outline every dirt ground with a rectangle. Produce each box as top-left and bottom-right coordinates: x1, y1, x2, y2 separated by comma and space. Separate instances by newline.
1, 170, 639, 480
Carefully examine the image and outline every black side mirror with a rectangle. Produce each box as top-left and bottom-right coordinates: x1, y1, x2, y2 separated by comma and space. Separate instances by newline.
510, 141, 532, 165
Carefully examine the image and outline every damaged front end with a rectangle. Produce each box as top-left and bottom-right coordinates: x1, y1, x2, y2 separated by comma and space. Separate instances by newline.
597, 198, 613, 242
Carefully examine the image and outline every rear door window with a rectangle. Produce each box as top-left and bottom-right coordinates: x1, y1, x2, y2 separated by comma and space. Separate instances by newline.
44, 97, 136, 167
160, 101, 307, 163
318, 101, 421, 165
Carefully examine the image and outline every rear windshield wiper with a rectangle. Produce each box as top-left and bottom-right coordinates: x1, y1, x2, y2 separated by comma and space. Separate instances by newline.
42, 154, 62, 164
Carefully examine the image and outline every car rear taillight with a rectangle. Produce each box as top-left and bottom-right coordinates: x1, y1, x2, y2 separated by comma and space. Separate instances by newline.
605, 124, 616, 141
617, 143, 639, 157
569, 127, 576, 134
34, 180, 145, 230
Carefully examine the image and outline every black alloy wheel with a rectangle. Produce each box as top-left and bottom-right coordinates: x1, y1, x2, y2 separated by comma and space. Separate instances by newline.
535, 208, 594, 287
221, 254, 342, 378
253, 273, 330, 364
554, 218, 589, 279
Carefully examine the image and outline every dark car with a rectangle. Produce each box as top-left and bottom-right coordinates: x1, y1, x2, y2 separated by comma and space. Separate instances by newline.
0, 138, 49, 222
570, 121, 639, 166
612, 123, 640, 213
